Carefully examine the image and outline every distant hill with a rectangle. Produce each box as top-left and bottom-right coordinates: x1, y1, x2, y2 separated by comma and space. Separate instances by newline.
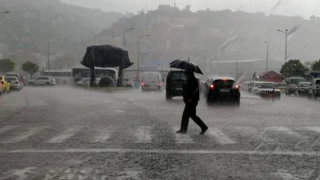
0, 0, 125, 56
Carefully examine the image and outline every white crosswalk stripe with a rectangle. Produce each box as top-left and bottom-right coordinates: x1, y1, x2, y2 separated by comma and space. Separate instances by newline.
174, 127, 194, 144
47, 126, 82, 143
305, 127, 320, 133
264, 127, 301, 137
135, 126, 152, 143
0, 125, 312, 145
1, 127, 47, 143
207, 128, 235, 144
91, 128, 113, 143
0, 126, 16, 134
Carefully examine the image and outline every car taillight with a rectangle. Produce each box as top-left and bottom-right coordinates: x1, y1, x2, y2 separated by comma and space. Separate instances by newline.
141, 81, 144, 86
157, 82, 161, 86
233, 84, 240, 89
210, 84, 214, 89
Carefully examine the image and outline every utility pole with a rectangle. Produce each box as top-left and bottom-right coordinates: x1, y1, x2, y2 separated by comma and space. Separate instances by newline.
47, 34, 53, 75
278, 29, 289, 63
137, 34, 150, 82
265, 41, 269, 72
65, 38, 70, 69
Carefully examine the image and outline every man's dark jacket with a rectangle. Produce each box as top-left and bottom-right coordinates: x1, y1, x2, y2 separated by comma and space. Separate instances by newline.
183, 75, 199, 104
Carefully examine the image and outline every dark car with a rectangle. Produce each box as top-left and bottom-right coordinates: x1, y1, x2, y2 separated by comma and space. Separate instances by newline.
165, 70, 186, 100
203, 77, 240, 106
297, 82, 311, 96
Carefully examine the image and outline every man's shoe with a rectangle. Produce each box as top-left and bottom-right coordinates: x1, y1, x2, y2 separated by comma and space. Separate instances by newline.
176, 130, 187, 134
200, 127, 208, 135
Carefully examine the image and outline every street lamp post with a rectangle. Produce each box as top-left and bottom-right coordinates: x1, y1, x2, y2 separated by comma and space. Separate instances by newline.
264, 41, 269, 72
47, 34, 53, 74
64, 38, 70, 69
123, 28, 134, 49
277, 29, 288, 63
137, 34, 150, 81
117, 28, 135, 87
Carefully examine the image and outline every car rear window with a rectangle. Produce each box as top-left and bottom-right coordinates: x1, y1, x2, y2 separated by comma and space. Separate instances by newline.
213, 79, 235, 89
6, 77, 17, 81
168, 72, 186, 81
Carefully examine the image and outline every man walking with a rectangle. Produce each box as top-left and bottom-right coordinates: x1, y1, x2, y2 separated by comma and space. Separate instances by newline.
176, 71, 208, 134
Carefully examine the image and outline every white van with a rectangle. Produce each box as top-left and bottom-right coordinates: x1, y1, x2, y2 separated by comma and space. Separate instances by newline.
141, 72, 162, 91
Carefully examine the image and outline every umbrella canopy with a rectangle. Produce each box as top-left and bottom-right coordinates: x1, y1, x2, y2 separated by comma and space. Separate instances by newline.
81, 45, 133, 69
170, 59, 203, 75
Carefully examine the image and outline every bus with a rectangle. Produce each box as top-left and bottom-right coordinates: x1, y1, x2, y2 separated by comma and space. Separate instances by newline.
41, 70, 72, 84
72, 67, 118, 85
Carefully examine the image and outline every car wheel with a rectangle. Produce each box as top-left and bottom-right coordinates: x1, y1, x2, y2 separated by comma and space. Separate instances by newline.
45, 82, 50, 86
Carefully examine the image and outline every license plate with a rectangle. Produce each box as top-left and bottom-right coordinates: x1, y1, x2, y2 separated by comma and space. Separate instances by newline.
144, 85, 150, 87
220, 89, 230, 92
176, 88, 183, 90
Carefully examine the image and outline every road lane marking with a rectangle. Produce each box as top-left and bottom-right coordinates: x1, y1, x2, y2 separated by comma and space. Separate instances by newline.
135, 126, 152, 143
91, 128, 113, 143
305, 127, 320, 133
271, 170, 300, 180
264, 127, 301, 137
0, 126, 16, 134
47, 126, 82, 143
174, 127, 194, 144
207, 128, 235, 144
1, 127, 46, 143
5, 148, 320, 156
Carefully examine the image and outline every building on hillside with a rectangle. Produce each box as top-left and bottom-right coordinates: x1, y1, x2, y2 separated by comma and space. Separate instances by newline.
259, 71, 283, 82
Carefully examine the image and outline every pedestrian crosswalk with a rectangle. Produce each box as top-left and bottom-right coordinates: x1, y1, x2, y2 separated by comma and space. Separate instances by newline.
1, 125, 320, 148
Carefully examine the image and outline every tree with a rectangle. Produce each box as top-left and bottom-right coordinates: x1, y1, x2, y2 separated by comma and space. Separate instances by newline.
0, 58, 15, 73
280, 59, 307, 78
311, 60, 320, 71
21, 61, 39, 78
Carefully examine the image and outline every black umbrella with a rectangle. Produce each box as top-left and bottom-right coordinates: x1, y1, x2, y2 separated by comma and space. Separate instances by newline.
170, 59, 203, 75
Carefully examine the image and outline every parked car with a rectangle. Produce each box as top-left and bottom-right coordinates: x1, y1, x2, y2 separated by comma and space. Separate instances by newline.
141, 72, 162, 91
123, 78, 134, 87
247, 81, 259, 93
308, 78, 320, 99
29, 76, 56, 86
0, 76, 11, 93
297, 82, 310, 96
76, 78, 101, 87
0, 81, 3, 95
285, 77, 306, 96
203, 77, 240, 106
166, 70, 186, 100
252, 82, 262, 95
277, 82, 287, 94
258, 82, 281, 100
5, 76, 22, 91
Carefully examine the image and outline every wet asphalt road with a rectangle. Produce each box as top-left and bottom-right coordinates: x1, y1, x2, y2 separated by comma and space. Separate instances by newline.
1, 86, 320, 180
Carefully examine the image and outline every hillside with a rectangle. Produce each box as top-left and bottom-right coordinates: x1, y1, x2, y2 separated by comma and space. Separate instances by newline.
93, 5, 320, 75
0, 0, 125, 56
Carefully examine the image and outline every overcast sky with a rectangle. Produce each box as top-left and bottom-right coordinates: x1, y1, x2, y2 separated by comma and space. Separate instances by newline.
61, 0, 319, 19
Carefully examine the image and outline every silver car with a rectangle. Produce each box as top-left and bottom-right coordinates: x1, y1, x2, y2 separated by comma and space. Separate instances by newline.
29, 76, 56, 86
6, 76, 22, 90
